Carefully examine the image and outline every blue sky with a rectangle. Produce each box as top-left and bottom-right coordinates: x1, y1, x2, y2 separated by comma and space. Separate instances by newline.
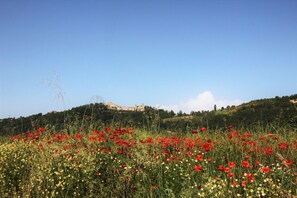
1, 0, 297, 118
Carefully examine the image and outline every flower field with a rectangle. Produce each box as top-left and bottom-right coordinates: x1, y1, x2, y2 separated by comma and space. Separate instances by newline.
0, 127, 296, 197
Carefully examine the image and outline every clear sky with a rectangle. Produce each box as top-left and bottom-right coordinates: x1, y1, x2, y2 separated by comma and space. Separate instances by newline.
1, 0, 297, 118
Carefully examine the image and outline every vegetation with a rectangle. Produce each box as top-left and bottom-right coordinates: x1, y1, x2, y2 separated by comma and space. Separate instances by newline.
0, 126, 296, 197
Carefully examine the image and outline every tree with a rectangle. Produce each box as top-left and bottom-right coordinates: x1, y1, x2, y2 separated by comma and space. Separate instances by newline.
177, 111, 183, 116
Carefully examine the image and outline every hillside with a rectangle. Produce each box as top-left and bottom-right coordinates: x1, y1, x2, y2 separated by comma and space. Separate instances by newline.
0, 104, 174, 136
161, 94, 297, 130
1, 94, 297, 136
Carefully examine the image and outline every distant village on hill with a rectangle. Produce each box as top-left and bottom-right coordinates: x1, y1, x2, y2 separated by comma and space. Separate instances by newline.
103, 102, 145, 112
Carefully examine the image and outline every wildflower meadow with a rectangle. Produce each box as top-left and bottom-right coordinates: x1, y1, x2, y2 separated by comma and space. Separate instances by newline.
0, 126, 296, 197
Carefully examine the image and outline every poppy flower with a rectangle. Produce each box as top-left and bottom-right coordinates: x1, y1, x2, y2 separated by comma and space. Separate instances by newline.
200, 127, 207, 132
94, 129, 100, 135
242, 161, 251, 168
279, 142, 290, 150
90, 136, 96, 142
241, 180, 248, 187
196, 154, 203, 161
262, 167, 270, 173
229, 172, 235, 178
244, 132, 252, 138
259, 136, 266, 141
285, 160, 293, 166
146, 137, 154, 144
232, 181, 238, 187
194, 165, 204, 172
265, 148, 272, 154
192, 129, 198, 134
229, 161, 236, 168
202, 143, 212, 152
38, 127, 46, 132
218, 165, 224, 171
75, 134, 83, 140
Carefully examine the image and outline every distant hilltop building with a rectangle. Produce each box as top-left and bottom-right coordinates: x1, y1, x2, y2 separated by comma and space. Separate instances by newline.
290, 99, 297, 104
104, 102, 145, 111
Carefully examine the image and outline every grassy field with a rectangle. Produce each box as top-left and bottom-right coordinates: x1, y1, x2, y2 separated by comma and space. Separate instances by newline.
0, 126, 296, 197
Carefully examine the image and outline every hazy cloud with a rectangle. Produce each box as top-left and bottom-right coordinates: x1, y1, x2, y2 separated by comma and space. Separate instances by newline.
158, 91, 243, 113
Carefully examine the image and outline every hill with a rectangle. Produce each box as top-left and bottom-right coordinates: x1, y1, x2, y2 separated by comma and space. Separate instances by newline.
1, 94, 297, 136
0, 104, 175, 136
161, 94, 297, 130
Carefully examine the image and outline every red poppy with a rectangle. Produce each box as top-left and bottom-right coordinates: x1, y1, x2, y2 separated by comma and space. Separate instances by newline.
244, 173, 253, 180
285, 160, 293, 166
241, 180, 248, 187
192, 129, 198, 134
265, 148, 272, 154
229, 172, 235, 178
279, 142, 290, 150
202, 143, 212, 152
139, 140, 145, 144
94, 129, 100, 135
262, 167, 270, 173
196, 154, 203, 161
146, 137, 154, 144
243, 132, 252, 138
200, 127, 207, 132
242, 161, 251, 168
194, 165, 204, 172
167, 156, 174, 162
268, 133, 273, 137
218, 165, 224, 171
75, 134, 83, 140
229, 161, 236, 168
38, 127, 46, 132
90, 135, 96, 142
28, 132, 34, 138
259, 136, 266, 141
